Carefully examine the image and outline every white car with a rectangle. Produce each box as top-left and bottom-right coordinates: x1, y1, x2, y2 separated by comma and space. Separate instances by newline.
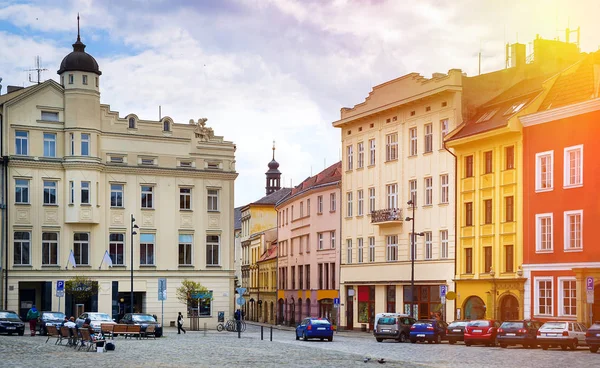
75, 312, 116, 333
537, 321, 587, 350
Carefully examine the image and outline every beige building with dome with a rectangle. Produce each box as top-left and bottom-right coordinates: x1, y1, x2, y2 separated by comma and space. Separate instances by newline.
0, 27, 237, 327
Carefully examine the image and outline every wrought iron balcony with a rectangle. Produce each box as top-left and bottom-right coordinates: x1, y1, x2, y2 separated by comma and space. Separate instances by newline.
371, 208, 403, 225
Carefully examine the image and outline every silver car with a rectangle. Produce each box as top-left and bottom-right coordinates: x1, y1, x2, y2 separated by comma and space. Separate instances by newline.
75, 312, 116, 333
537, 321, 587, 350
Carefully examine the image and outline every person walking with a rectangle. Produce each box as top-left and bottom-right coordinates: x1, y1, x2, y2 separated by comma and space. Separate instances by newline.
26, 305, 40, 336
177, 312, 186, 334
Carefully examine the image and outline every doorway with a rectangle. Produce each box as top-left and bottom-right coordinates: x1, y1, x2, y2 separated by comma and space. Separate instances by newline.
346, 287, 354, 330
499, 294, 519, 321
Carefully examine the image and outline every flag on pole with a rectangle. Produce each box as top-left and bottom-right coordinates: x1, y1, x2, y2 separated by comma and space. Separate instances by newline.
102, 250, 113, 267
68, 250, 77, 268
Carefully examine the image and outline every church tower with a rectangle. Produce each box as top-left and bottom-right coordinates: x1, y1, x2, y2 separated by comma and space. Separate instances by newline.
265, 141, 281, 195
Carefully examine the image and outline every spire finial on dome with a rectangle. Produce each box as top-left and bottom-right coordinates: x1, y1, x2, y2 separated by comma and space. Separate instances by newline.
272, 140, 276, 160
77, 13, 80, 42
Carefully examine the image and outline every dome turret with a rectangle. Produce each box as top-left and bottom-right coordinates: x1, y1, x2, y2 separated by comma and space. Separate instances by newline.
265, 141, 281, 195
57, 14, 101, 76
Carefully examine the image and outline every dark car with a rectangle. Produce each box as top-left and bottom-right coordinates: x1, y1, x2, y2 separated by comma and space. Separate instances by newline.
409, 319, 447, 344
295, 317, 333, 342
586, 322, 600, 353
0, 310, 25, 336
119, 313, 163, 337
374, 314, 416, 343
497, 320, 543, 348
446, 320, 469, 344
37, 311, 66, 336
464, 319, 500, 347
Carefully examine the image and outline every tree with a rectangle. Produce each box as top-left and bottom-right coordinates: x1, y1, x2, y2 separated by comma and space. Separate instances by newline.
176, 279, 208, 313
65, 276, 99, 302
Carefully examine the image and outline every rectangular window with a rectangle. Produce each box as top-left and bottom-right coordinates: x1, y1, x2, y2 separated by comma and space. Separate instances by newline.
178, 234, 193, 266
368, 237, 375, 262
440, 119, 448, 148
536, 213, 553, 252
82, 75, 88, 85
346, 145, 353, 170
369, 139, 376, 165
207, 189, 219, 211
358, 238, 364, 263
15, 179, 30, 204
409, 127, 417, 156
564, 210, 583, 250
357, 142, 364, 168
43, 133, 56, 157
330, 263, 336, 290
484, 199, 492, 224
424, 232, 433, 260
306, 264, 311, 290
41, 232, 58, 265
386, 184, 397, 209
424, 123, 433, 153
536, 278, 553, 315
409, 180, 417, 206
109, 233, 125, 266
346, 239, 352, 264
81, 182, 90, 204
317, 195, 323, 214
386, 235, 398, 261
73, 233, 89, 266
300, 202, 304, 217
465, 155, 474, 177
70, 133, 74, 155
41, 111, 59, 121
206, 235, 220, 266
505, 146, 514, 170
14, 231, 31, 265
330, 231, 335, 249
291, 266, 296, 289
180, 188, 192, 210
484, 151, 493, 174
318, 264, 323, 289
424, 177, 433, 206
307, 199, 310, 216
357, 190, 364, 216
15, 131, 29, 155
299, 265, 303, 290
440, 174, 449, 204
330, 193, 336, 212
564, 145, 583, 187
505, 244, 514, 273
68, 74, 74, 84
139, 233, 155, 265
484, 246, 492, 273
440, 230, 448, 259
560, 279, 577, 316
465, 202, 473, 226
318, 233, 324, 250
505, 196, 514, 222
43, 180, 57, 205
368, 187, 375, 213
346, 192, 353, 217
81, 133, 90, 156
536, 151, 554, 190
465, 248, 473, 274
110, 184, 123, 207
386, 133, 398, 161
141, 185, 154, 209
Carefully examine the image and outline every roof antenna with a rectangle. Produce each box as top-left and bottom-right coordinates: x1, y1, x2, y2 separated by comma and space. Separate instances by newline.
27, 56, 48, 84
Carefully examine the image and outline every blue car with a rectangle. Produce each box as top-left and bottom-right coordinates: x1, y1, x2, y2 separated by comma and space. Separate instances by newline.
295, 318, 334, 342
409, 319, 447, 344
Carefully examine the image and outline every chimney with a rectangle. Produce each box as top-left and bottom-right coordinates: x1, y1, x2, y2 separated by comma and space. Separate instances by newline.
511, 43, 526, 69
7, 85, 24, 94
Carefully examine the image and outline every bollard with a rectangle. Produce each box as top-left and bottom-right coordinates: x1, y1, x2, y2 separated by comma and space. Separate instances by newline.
261, 326, 264, 340
204, 323, 207, 337
237, 320, 241, 339
270, 326, 273, 341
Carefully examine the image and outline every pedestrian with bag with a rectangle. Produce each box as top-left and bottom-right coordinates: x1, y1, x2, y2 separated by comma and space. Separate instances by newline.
26, 305, 40, 336
177, 312, 186, 334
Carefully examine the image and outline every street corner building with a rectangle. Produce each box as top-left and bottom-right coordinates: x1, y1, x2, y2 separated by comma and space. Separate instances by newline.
0, 27, 237, 326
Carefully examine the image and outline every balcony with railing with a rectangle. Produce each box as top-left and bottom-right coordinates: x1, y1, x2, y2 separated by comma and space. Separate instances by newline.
371, 208, 403, 225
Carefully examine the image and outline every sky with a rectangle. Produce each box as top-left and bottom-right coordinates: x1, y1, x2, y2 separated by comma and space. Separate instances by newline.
1, 0, 599, 207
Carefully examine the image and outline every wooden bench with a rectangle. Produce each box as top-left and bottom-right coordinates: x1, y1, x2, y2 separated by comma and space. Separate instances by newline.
125, 324, 141, 339
112, 324, 128, 338
79, 328, 105, 352
142, 324, 156, 339
100, 323, 114, 339
45, 325, 61, 344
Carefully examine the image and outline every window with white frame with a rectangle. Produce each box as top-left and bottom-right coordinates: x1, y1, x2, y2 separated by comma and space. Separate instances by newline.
179, 234, 193, 265
70, 133, 74, 155
68, 74, 74, 84
357, 142, 364, 169
330, 231, 335, 249
307, 199, 310, 215
440, 230, 448, 259
73, 233, 89, 266
179, 188, 192, 210
424, 232, 433, 260
318, 233, 324, 250
346, 145, 353, 170
330, 193, 336, 212
346, 192, 353, 217
424, 177, 433, 205
317, 195, 323, 214
369, 237, 375, 262
43, 133, 56, 157
110, 184, 123, 207
535, 278, 553, 316
15, 179, 29, 204
409, 180, 417, 206
15, 131, 28, 156
69, 181, 74, 204
81, 133, 90, 156
14, 231, 31, 265
535, 213, 553, 252
386, 235, 398, 261
206, 235, 220, 266
300, 202, 304, 217
424, 123, 433, 153
346, 239, 352, 264
386, 183, 398, 209
440, 119, 448, 148
141, 185, 154, 209
81, 182, 90, 204
42, 232, 58, 265
369, 139, 376, 166
564, 210, 582, 250
43, 180, 57, 205
140, 233, 155, 265
368, 187, 375, 213
109, 233, 125, 265
559, 278, 577, 317
82, 75, 88, 85
386, 133, 398, 161
564, 145, 583, 187
207, 189, 219, 211
357, 190, 364, 216
536, 151, 554, 191
440, 174, 449, 204
358, 238, 364, 263
409, 127, 417, 156
41, 111, 59, 121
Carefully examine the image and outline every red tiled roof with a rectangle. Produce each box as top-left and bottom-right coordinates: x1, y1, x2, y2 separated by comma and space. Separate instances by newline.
288, 161, 341, 197
258, 243, 277, 262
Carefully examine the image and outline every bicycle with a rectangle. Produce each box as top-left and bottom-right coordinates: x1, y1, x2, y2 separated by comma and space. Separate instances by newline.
216, 319, 246, 332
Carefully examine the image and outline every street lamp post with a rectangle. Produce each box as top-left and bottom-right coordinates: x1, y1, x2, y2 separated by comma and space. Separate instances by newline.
405, 199, 424, 319
489, 268, 496, 320
130, 214, 139, 314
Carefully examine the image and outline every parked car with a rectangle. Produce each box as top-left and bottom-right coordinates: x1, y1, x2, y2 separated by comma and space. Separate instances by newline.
75, 312, 116, 333
409, 319, 447, 344
36, 311, 66, 336
446, 320, 469, 344
119, 313, 163, 337
295, 317, 333, 342
585, 322, 600, 353
537, 321, 587, 350
464, 320, 500, 347
0, 310, 25, 336
373, 314, 415, 343
497, 320, 543, 348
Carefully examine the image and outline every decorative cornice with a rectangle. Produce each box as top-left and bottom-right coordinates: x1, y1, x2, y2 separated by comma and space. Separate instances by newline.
519, 98, 600, 127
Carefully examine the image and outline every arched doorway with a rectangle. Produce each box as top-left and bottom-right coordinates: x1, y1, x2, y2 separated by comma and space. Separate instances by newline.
499, 294, 519, 321
270, 302, 274, 324
306, 298, 311, 317
290, 299, 296, 326
263, 302, 268, 323
463, 296, 486, 320
278, 299, 284, 324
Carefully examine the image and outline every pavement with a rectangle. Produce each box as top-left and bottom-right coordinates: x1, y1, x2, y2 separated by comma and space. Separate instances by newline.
1, 324, 599, 367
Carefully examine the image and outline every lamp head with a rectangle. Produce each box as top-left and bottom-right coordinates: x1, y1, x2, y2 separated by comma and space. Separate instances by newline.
132, 231, 137, 236
134, 224, 140, 229
417, 232, 425, 236
407, 199, 413, 206
131, 216, 136, 222
405, 217, 412, 221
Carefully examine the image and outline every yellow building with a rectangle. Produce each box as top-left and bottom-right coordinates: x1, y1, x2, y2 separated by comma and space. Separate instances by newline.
257, 238, 278, 324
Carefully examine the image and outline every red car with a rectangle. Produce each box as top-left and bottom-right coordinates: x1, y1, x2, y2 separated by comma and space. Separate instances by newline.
464, 319, 501, 347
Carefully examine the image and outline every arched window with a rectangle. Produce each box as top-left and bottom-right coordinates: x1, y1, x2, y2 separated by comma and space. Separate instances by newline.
463, 296, 486, 320
163, 120, 170, 132
128, 117, 136, 129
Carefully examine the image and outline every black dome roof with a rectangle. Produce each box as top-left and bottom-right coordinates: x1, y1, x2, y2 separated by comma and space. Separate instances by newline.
268, 159, 280, 170
57, 37, 101, 76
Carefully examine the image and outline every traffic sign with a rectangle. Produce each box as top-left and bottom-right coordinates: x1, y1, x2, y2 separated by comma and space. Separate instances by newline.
192, 292, 213, 299
56, 290, 65, 298
236, 287, 247, 295
439, 285, 447, 298
237, 296, 246, 305
158, 278, 167, 301
333, 298, 340, 306
587, 291, 594, 304
587, 277, 594, 291
57, 280, 65, 291
446, 291, 456, 301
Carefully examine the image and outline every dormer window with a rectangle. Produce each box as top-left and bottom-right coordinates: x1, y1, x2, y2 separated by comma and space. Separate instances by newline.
82, 75, 88, 85
68, 74, 74, 84
163, 120, 171, 132
128, 117, 136, 129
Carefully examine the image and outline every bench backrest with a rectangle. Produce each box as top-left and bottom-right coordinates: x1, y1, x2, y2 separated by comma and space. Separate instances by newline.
47, 325, 59, 337
126, 324, 141, 333
145, 325, 155, 333
60, 326, 70, 337
113, 324, 128, 333
80, 328, 91, 341
101, 323, 114, 333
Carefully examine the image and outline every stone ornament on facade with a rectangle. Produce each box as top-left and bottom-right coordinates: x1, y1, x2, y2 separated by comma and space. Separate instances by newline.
190, 118, 214, 141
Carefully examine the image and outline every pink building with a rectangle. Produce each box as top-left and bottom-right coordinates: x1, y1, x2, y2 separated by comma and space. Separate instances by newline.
276, 162, 341, 326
